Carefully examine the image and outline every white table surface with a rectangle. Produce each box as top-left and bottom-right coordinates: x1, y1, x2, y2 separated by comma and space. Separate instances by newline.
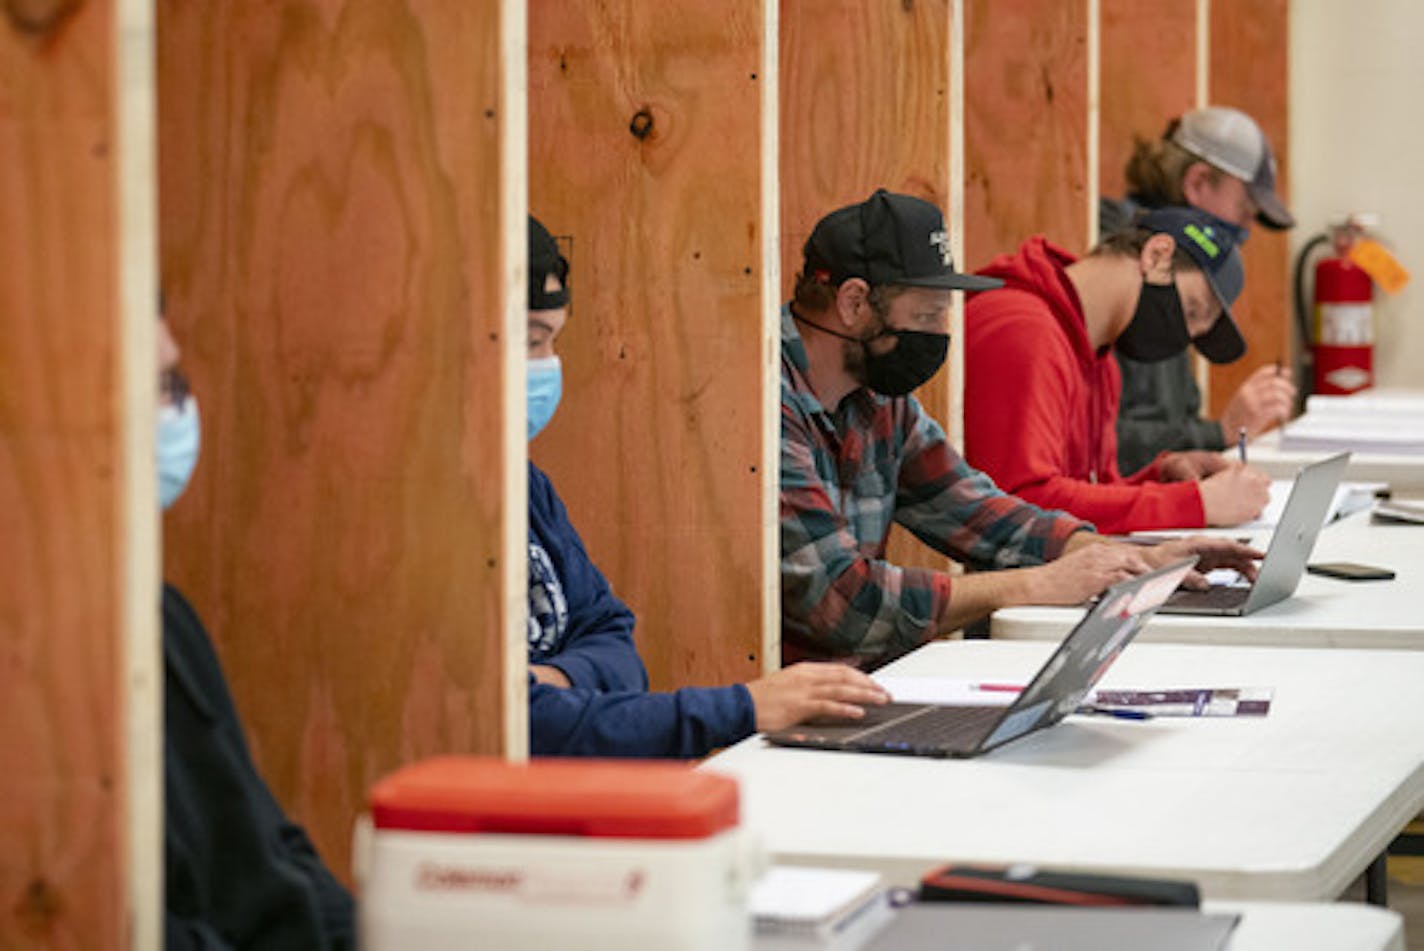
1248, 428, 1424, 490
706, 641, 1424, 900
992, 510, 1424, 649
1210, 901, 1404, 951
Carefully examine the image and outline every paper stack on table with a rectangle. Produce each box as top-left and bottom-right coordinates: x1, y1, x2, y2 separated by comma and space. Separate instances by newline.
750, 866, 894, 950
1280, 391, 1424, 454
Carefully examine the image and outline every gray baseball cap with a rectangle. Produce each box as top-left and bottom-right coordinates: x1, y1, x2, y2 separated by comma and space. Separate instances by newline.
1170, 107, 1295, 231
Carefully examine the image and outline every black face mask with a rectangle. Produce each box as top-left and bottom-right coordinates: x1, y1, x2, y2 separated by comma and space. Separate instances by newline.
857, 329, 950, 396
1115, 280, 1191, 363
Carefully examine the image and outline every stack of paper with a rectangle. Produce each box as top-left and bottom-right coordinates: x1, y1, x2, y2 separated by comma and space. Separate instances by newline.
750, 866, 895, 950
1373, 498, 1424, 524
1280, 391, 1424, 454
1235, 479, 1388, 531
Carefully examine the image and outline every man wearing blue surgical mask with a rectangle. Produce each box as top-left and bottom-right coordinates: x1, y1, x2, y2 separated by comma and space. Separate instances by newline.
158, 314, 354, 949
523, 216, 891, 756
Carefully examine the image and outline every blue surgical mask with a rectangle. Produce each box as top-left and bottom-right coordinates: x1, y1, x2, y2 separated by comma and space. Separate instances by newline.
527, 356, 563, 440
157, 397, 201, 509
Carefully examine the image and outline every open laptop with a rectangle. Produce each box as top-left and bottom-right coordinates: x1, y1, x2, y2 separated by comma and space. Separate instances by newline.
1157, 451, 1350, 616
764, 558, 1197, 759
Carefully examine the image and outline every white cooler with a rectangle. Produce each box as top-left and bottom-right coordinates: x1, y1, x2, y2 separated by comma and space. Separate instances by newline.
355, 755, 759, 950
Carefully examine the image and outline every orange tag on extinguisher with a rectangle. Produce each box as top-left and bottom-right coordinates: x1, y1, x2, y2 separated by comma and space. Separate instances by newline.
1348, 239, 1412, 295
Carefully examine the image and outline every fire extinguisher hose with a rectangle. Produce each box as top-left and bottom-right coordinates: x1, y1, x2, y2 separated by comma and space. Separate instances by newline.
1292, 232, 1332, 408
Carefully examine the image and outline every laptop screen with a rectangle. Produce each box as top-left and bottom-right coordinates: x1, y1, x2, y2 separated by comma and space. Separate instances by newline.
979, 558, 1195, 752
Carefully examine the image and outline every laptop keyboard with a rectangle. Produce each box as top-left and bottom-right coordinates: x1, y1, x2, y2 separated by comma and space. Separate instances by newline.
1164, 583, 1250, 611
852, 705, 1005, 754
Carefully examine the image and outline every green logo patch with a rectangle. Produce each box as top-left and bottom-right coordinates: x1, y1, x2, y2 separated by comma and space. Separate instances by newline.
1183, 223, 1221, 259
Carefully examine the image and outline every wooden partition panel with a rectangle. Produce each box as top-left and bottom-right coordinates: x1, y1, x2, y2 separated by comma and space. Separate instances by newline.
528, 1, 772, 686
1208, 0, 1290, 415
158, 0, 523, 878
964, 0, 1090, 267
2, 0, 158, 944
779, 0, 954, 574
1098, 0, 1197, 205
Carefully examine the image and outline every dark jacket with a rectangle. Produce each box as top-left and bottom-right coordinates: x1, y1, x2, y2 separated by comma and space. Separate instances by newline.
1100, 195, 1227, 474
527, 463, 756, 757
164, 585, 354, 951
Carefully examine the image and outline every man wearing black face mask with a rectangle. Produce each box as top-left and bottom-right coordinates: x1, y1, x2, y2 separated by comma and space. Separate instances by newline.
963, 207, 1272, 536
780, 192, 1260, 669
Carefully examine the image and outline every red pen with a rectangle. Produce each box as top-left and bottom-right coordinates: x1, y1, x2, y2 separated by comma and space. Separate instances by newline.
972, 682, 1023, 693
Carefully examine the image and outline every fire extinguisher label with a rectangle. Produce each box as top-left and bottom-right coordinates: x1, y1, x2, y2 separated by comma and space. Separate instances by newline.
1316, 303, 1373, 345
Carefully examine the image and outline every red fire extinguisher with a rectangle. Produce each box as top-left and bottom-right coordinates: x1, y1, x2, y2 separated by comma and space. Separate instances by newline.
1312, 226, 1374, 396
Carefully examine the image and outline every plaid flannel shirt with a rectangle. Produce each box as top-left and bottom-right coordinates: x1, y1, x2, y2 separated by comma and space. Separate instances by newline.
779, 306, 1091, 666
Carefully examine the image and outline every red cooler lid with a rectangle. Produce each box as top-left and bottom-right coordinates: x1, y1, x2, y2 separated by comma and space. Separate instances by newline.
369, 756, 740, 840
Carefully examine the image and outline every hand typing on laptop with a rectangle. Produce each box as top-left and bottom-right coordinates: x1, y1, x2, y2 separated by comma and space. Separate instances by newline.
746, 663, 892, 732
1140, 535, 1264, 590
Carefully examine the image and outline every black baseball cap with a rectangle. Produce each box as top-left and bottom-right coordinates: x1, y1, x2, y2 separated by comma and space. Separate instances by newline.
1141, 206, 1247, 364
803, 189, 1004, 292
529, 215, 569, 310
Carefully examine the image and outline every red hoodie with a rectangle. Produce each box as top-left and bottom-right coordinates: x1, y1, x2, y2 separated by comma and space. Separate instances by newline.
963, 237, 1206, 534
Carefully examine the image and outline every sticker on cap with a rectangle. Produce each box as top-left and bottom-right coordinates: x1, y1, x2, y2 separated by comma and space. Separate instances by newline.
1182, 223, 1221, 260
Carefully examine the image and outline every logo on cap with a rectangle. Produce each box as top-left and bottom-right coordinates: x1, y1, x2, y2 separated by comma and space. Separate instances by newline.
929, 229, 953, 268
1182, 223, 1221, 260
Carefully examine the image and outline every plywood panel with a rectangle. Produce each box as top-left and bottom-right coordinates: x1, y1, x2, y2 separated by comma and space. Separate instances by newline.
528, 1, 770, 687
1, 1, 133, 944
780, 0, 954, 577
964, 0, 1090, 267
158, 0, 521, 878
1098, 0, 1197, 204
1208, 0, 1290, 414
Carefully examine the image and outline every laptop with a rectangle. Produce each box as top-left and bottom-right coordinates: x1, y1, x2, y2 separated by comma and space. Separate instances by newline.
1157, 451, 1351, 616
763, 558, 1197, 759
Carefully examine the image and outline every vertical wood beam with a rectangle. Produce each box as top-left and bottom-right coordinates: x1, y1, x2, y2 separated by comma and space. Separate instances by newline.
158, 0, 526, 878
2, 0, 159, 943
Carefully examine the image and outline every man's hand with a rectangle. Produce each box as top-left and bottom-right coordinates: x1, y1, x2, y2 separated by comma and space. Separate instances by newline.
1145, 536, 1264, 590
1197, 463, 1272, 526
1159, 450, 1232, 482
1019, 543, 1155, 605
1219, 364, 1297, 440
530, 664, 572, 687
747, 663, 891, 732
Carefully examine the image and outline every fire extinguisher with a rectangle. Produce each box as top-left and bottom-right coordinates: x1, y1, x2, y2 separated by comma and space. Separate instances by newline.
1312, 225, 1375, 395
1293, 215, 1383, 401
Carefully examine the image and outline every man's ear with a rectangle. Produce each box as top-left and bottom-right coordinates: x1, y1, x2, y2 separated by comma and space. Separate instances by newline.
1180, 161, 1217, 207
834, 278, 870, 329
1139, 233, 1177, 284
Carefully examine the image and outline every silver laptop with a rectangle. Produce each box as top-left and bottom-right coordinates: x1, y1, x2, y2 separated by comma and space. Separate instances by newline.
1158, 451, 1351, 616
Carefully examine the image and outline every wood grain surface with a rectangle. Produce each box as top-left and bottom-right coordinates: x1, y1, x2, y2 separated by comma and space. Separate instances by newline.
1, 0, 127, 944
964, 0, 1090, 268
1207, 0, 1290, 415
528, 0, 770, 687
158, 0, 519, 879
1098, 0, 1197, 206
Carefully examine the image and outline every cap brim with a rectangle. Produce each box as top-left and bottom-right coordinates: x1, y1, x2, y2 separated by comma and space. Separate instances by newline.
1249, 183, 1295, 230
1193, 311, 1246, 364
897, 273, 1006, 292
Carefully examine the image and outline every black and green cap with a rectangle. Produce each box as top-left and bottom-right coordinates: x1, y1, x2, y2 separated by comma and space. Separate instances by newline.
1141, 206, 1246, 364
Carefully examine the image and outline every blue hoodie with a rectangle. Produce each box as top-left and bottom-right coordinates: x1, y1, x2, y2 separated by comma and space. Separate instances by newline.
526, 463, 756, 757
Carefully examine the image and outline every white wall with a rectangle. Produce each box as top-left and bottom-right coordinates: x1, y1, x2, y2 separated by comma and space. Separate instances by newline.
1291, 0, 1424, 389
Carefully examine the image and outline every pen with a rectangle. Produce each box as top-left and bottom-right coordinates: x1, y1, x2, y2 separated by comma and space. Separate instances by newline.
1077, 706, 1154, 721
972, 682, 1023, 693
1237, 427, 1248, 465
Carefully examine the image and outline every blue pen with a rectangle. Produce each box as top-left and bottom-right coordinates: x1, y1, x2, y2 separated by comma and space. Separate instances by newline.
1077, 705, 1153, 721
1237, 427, 1248, 464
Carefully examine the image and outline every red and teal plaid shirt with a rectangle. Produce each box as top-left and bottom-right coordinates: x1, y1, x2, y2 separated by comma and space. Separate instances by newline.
780, 307, 1091, 667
